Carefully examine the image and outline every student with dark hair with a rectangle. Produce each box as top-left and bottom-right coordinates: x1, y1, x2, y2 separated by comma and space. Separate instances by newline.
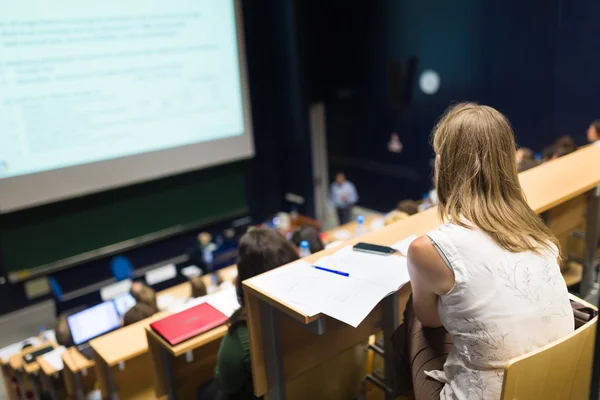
588, 120, 600, 143
190, 276, 208, 298
552, 145, 576, 159
396, 200, 419, 216
131, 282, 158, 313
123, 303, 155, 326
517, 158, 540, 172
290, 226, 325, 255
55, 313, 73, 347
515, 147, 534, 167
205, 229, 299, 399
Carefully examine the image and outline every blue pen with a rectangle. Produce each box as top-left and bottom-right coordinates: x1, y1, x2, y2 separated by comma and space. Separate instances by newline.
314, 265, 350, 277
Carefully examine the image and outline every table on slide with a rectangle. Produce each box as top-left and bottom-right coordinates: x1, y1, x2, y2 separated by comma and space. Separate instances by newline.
243, 144, 600, 400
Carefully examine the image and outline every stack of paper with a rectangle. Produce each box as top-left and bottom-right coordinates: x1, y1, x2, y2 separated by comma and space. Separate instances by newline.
171, 286, 240, 317
41, 346, 66, 371
249, 247, 410, 327
0, 337, 41, 363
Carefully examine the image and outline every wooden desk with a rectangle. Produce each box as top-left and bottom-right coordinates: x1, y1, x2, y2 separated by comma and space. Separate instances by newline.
62, 347, 96, 400
37, 355, 66, 400
90, 312, 167, 399
8, 342, 56, 400
145, 322, 227, 400
324, 214, 384, 244
243, 145, 600, 400
1, 358, 18, 400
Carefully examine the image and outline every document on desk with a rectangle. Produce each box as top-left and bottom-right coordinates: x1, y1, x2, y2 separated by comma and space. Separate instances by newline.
249, 250, 410, 328
41, 346, 67, 371
171, 286, 240, 317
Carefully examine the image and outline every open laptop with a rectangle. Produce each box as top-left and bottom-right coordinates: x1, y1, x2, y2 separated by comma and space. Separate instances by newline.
67, 301, 121, 360
112, 293, 136, 316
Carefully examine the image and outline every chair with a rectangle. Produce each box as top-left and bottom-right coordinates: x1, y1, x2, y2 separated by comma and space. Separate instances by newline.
501, 294, 598, 400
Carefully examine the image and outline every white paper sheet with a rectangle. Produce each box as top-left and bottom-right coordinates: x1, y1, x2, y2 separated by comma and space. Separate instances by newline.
249, 254, 410, 328
333, 229, 351, 240
315, 246, 410, 291
391, 235, 418, 256
0, 337, 41, 362
325, 240, 344, 249
41, 346, 66, 371
171, 286, 240, 317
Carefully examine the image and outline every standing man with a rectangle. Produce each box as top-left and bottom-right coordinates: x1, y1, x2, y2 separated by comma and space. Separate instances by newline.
330, 172, 358, 225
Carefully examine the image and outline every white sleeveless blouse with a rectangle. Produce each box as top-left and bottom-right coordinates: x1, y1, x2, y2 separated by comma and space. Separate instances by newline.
425, 223, 574, 400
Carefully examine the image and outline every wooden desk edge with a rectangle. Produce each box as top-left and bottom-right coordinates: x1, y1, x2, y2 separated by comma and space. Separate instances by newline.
243, 282, 321, 325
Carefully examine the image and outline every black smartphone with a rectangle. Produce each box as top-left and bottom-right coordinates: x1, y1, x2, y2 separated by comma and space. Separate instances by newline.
352, 242, 395, 256
23, 345, 54, 364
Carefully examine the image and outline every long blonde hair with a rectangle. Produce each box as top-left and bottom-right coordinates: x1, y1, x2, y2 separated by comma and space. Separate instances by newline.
432, 102, 558, 255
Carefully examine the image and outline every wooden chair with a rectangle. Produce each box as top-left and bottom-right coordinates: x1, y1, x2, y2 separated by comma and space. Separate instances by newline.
501, 294, 597, 400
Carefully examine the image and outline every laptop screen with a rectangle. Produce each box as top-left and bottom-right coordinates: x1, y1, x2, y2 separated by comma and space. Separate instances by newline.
67, 301, 121, 345
113, 293, 136, 316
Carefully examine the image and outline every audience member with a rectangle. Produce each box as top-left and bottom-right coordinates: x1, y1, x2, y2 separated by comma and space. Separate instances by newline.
587, 120, 600, 143
515, 147, 534, 166
198, 229, 299, 400
555, 135, 576, 149
131, 282, 158, 313
123, 303, 155, 326
517, 158, 540, 172
190, 276, 208, 298
55, 313, 73, 347
394, 103, 573, 400
290, 226, 325, 254
330, 172, 358, 225
541, 144, 556, 162
552, 145, 576, 159
396, 200, 419, 216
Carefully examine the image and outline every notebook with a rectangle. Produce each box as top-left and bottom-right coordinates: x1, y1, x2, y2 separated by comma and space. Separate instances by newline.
150, 303, 228, 345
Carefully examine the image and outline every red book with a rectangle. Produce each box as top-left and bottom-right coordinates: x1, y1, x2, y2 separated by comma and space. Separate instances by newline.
150, 303, 228, 345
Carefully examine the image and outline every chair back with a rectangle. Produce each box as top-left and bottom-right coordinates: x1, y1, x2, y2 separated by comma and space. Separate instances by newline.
501, 295, 597, 400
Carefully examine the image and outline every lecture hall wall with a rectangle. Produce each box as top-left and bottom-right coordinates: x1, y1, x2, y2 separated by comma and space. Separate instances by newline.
296, 0, 600, 212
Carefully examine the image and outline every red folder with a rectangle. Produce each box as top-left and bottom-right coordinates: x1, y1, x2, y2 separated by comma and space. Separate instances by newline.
150, 303, 228, 345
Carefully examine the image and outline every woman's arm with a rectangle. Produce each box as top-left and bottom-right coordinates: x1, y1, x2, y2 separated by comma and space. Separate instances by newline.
407, 236, 455, 328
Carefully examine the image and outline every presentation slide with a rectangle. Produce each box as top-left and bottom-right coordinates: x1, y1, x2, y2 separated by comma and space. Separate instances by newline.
0, 0, 253, 211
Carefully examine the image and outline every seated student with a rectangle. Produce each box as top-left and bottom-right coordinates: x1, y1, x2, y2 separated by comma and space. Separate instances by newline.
587, 120, 600, 143
131, 282, 158, 313
397, 199, 419, 216
290, 226, 325, 255
198, 229, 299, 400
517, 158, 540, 172
190, 276, 208, 298
515, 146, 534, 167
552, 144, 576, 159
394, 103, 573, 400
55, 313, 74, 347
123, 303, 155, 326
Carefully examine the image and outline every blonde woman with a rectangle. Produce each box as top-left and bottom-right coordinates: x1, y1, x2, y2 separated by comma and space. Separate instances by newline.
399, 103, 573, 400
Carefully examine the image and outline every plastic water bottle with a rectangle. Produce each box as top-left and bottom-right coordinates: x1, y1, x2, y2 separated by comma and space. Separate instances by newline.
355, 215, 368, 237
208, 274, 218, 294
299, 240, 311, 258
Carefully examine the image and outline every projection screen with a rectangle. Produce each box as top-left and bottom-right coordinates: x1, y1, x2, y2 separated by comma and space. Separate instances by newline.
0, 0, 253, 213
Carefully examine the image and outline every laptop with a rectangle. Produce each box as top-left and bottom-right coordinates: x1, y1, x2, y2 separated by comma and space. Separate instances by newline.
150, 303, 228, 346
112, 293, 136, 316
67, 301, 121, 360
